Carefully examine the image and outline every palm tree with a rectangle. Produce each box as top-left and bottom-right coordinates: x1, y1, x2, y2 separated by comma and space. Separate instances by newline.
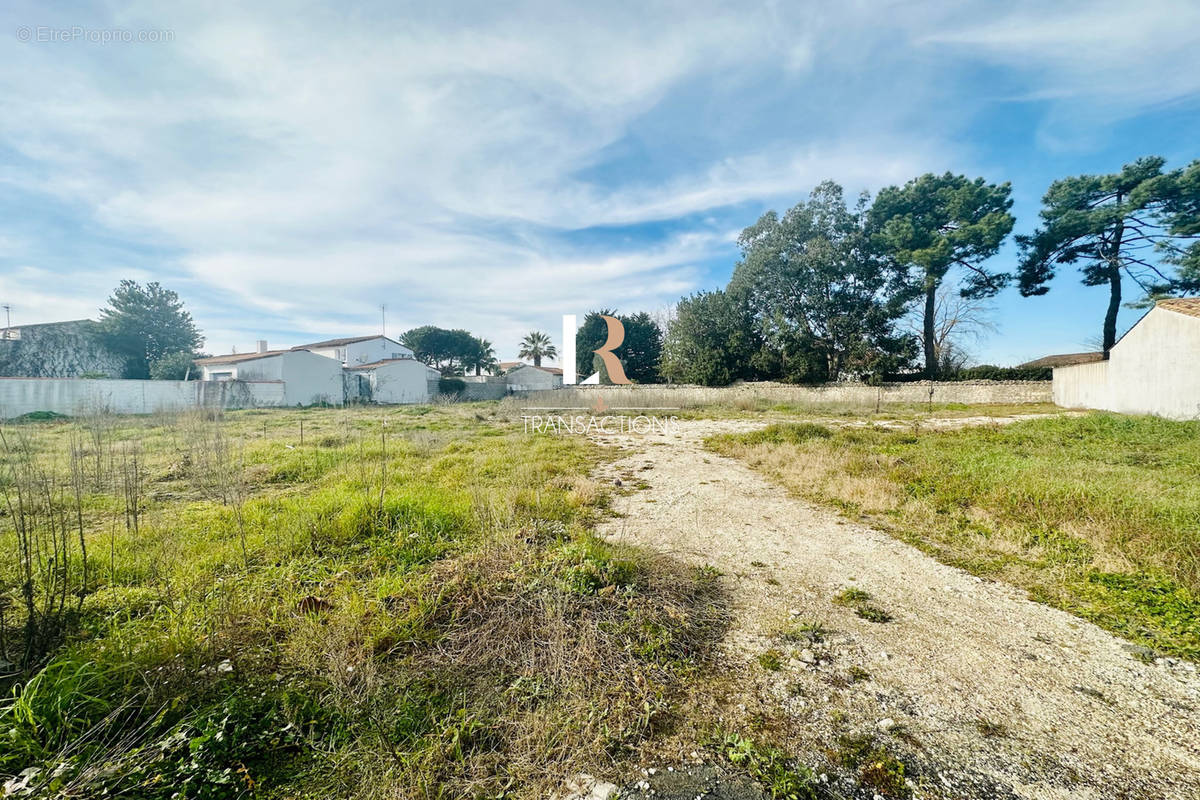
518, 331, 557, 367
466, 338, 498, 376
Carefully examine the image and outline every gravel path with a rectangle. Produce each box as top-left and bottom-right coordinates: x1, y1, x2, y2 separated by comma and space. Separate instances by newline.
594, 417, 1200, 800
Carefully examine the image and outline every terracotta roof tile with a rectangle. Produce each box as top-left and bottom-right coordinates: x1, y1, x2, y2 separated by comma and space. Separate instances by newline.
195, 350, 289, 365
1157, 297, 1200, 319
1019, 352, 1105, 369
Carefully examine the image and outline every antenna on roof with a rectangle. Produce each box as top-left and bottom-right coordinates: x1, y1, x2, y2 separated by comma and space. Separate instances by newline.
380, 304, 386, 337
1, 304, 10, 339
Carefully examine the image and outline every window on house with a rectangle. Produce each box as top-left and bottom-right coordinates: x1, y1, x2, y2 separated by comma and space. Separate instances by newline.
336, 348, 348, 362
210, 371, 233, 381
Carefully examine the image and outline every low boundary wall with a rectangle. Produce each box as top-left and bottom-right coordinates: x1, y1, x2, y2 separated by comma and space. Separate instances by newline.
515, 380, 1052, 409
0, 378, 286, 418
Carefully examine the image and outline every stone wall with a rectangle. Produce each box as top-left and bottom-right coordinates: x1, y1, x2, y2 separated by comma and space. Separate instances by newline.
0, 378, 286, 418
0, 320, 126, 378
515, 380, 1052, 409
461, 377, 507, 401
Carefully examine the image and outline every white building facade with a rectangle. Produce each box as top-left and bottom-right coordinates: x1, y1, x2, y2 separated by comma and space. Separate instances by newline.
346, 358, 441, 404
295, 335, 413, 366
195, 349, 344, 406
1053, 298, 1200, 420
505, 365, 563, 392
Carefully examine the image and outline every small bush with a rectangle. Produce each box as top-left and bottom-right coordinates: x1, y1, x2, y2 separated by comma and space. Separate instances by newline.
438, 377, 466, 395
150, 351, 200, 380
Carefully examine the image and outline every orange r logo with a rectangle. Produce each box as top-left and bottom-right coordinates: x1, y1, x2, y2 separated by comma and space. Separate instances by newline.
594, 315, 630, 385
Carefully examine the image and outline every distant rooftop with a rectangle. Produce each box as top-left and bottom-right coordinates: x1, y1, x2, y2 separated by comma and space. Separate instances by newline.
345, 357, 430, 370
293, 334, 401, 350
195, 349, 290, 365
1018, 352, 1105, 369
500, 360, 562, 375
1157, 297, 1200, 319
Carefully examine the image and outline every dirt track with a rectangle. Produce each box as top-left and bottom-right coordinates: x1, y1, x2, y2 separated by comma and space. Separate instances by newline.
595, 417, 1200, 799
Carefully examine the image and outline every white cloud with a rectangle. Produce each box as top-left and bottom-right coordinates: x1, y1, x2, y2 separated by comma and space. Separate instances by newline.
0, 0, 1193, 359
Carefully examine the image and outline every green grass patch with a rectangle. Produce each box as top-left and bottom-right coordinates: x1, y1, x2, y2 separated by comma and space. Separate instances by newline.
0, 404, 728, 798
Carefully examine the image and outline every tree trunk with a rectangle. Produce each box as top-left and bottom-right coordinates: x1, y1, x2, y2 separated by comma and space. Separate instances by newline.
1103, 197, 1125, 356
923, 284, 937, 378
533, 353, 541, 367
1103, 267, 1121, 355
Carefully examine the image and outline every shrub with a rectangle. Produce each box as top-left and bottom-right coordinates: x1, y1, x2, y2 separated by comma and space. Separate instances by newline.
149, 351, 199, 380
438, 377, 466, 395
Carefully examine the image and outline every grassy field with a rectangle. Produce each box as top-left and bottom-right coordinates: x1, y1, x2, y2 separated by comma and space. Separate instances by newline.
0, 405, 726, 799
709, 413, 1200, 660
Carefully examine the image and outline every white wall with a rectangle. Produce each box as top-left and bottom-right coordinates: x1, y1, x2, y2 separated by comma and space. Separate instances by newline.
279, 350, 344, 406
217, 354, 285, 382
518, 380, 1053, 408
1053, 307, 1200, 420
200, 352, 342, 406
506, 366, 562, 392
1052, 361, 1111, 412
307, 337, 412, 365
364, 359, 439, 404
0, 378, 285, 418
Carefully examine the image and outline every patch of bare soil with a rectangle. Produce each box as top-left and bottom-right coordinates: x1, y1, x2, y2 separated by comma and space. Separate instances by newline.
592, 416, 1200, 799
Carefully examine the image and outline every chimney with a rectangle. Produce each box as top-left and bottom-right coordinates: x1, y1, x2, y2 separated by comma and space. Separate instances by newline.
256, 339, 268, 353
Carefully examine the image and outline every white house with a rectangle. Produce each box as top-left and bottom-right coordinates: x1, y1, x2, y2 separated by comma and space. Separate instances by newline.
505, 364, 563, 392
346, 358, 441, 404
195, 347, 344, 406
1053, 297, 1200, 420
294, 335, 413, 366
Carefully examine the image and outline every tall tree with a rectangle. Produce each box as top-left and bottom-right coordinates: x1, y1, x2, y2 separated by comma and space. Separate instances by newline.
463, 338, 498, 376
98, 280, 203, 379
660, 291, 763, 386
399, 326, 479, 373
1018, 157, 1200, 353
575, 310, 663, 383
870, 173, 1015, 377
903, 283, 997, 376
518, 331, 556, 367
731, 182, 915, 383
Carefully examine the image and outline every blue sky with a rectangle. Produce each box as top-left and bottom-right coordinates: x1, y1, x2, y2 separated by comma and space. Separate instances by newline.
1, 1, 1198, 364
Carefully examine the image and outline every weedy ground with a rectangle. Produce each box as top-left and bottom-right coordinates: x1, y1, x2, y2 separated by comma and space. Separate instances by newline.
7, 401, 1195, 800
0, 404, 728, 799
708, 412, 1200, 660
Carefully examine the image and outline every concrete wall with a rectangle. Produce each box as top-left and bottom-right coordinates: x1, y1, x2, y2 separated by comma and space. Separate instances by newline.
515, 380, 1052, 409
0, 378, 285, 418
279, 350, 344, 406
1053, 307, 1200, 420
362, 360, 438, 404
461, 376, 507, 401
204, 351, 343, 406
506, 366, 563, 392
200, 354, 283, 382
221, 354, 284, 381
1052, 361, 1111, 413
